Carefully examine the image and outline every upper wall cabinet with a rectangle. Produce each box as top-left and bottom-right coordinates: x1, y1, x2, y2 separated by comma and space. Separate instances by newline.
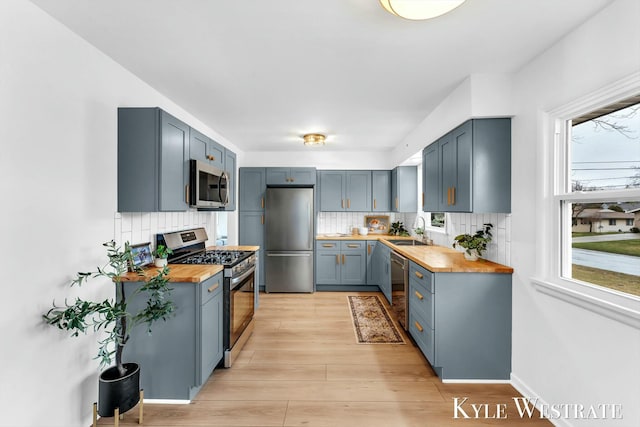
239, 168, 266, 212
118, 107, 189, 212
371, 170, 391, 212
319, 170, 371, 212
391, 166, 417, 213
266, 167, 316, 186
189, 129, 225, 170
422, 118, 511, 213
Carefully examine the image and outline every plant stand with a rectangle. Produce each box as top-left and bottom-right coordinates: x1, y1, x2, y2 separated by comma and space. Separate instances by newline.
92, 389, 144, 426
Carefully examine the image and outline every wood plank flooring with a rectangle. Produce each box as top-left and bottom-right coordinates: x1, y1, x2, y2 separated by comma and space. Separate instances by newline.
100, 291, 551, 426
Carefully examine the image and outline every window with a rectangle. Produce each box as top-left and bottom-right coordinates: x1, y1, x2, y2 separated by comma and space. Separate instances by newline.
558, 95, 640, 298
430, 212, 445, 228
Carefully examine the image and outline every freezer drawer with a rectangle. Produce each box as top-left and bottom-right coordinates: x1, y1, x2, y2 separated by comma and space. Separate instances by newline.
265, 251, 314, 293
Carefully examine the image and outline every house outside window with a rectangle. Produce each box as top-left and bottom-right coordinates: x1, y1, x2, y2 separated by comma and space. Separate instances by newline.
556, 94, 640, 298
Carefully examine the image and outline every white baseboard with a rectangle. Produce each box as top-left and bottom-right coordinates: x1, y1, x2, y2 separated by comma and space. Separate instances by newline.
442, 379, 511, 384
511, 373, 570, 427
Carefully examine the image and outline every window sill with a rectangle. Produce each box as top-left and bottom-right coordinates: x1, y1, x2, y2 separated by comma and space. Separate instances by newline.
531, 277, 640, 329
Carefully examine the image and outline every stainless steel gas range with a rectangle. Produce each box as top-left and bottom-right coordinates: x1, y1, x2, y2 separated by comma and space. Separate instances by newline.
158, 228, 256, 368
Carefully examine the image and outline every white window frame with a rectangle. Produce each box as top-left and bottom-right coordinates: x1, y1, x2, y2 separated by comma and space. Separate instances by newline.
534, 73, 640, 326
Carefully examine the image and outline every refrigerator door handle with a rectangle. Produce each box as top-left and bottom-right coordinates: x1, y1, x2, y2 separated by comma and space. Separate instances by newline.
266, 253, 312, 257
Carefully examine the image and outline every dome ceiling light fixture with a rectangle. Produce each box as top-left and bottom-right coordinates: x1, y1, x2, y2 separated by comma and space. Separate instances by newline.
379, 0, 466, 21
303, 133, 326, 146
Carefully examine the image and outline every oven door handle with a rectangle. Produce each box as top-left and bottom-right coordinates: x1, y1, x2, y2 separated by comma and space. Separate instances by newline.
230, 265, 256, 288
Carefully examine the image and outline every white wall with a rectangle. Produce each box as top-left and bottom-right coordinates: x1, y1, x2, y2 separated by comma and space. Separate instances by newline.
0, 1, 238, 425
510, 1, 640, 426
242, 150, 392, 169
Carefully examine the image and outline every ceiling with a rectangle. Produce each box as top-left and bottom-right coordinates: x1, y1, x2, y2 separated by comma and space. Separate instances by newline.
30, 0, 613, 154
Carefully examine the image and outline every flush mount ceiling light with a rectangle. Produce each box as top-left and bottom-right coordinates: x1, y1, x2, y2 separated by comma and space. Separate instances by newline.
303, 133, 326, 146
379, 0, 466, 20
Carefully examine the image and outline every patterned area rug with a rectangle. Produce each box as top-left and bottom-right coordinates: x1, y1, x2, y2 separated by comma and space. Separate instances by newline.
347, 296, 405, 344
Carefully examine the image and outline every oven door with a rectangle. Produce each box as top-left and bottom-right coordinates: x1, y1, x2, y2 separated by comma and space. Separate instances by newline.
228, 266, 255, 348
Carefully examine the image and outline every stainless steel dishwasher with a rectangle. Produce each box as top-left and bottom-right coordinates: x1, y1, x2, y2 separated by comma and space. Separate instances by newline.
390, 251, 409, 330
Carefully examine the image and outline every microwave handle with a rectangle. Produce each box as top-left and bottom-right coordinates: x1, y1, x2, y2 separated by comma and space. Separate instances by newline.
220, 171, 230, 206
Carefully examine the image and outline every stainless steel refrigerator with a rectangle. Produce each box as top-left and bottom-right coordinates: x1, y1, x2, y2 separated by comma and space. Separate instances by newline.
265, 187, 314, 292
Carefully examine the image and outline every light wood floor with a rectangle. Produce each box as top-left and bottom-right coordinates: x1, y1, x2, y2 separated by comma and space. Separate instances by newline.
101, 291, 551, 426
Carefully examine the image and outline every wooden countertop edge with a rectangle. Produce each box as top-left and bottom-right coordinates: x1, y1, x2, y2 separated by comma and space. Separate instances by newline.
316, 235, 513, 274
118, 264, 225, 283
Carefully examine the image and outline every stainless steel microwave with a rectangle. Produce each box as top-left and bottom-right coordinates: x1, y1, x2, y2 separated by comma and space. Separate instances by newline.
189, 159, 228, 208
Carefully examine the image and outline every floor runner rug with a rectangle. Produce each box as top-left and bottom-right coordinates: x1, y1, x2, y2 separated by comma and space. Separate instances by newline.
347, 295, 405, 344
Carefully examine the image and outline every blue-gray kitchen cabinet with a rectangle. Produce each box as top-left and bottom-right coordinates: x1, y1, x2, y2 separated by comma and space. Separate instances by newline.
407, 261, 512, 380
423, 118, 511, 213
315, 240, 367, 287
224, 150, 236, 211
371, 170, 391, 212
391, 166, 417, 213
366, 241, 376, 284
369, 242, 391, 304
318, 170, 371, 211
121, 272, 224, 400
239, 168, 266, 212
189, 128, 225, 170
118, 107, 190, 212
266, 167, 316, 186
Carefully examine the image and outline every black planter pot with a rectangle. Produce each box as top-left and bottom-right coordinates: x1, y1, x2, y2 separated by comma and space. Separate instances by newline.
98, 363, 140, 417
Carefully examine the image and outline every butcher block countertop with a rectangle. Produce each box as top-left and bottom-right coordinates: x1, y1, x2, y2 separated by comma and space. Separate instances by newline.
119, 245, 260, 283
119, 264, 224, 283
316, 234, 512, 274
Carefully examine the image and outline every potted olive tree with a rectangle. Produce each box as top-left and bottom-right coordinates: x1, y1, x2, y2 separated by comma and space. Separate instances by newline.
452, 223, 493, 261
43, 240, 175, 417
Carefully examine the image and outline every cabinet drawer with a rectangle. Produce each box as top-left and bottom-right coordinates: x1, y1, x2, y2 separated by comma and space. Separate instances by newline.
409, 262, 433, 293
409, 279, 434, 330
200, 273, 223, 304
316, 240, 339, 251
341, 241, 365, 251
409, 311, 435, 365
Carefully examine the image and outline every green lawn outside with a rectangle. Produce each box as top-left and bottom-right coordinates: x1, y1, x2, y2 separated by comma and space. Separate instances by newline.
572, 231, 634, 237
572, 265, 640, 297
572, 239, 640, 257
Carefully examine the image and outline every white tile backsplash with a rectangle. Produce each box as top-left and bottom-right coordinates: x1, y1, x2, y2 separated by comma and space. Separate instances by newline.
115, 210, 217, 251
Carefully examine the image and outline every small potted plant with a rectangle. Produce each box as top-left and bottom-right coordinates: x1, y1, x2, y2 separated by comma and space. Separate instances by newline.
452, 223, 493, 261
43, 241, 175, 418
390, 221, 410, 236
153, 244, 173, 267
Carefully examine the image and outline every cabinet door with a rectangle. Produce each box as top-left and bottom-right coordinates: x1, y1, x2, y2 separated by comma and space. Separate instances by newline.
265, 168, 290, 185
379, 245, 392, 304
371, 170, 391, 212
392, 166, 417, 213
239, 212, 265, 288
341, 243, 367, 285
440, 122, 472, 212
319, 171, 345, 211
189, 128, 209, 164
207, 140, 225, 170
423, 143, 439, 212
449, 121, 472, 212
315, 251, 341, 285
345, 171, 371, 211
224, 150, 236, 211
289, 168, 316, 185
239, 168, 266, 211
200, 274, 223, 385
159, 111, 190, 211
366, 241, 376, 284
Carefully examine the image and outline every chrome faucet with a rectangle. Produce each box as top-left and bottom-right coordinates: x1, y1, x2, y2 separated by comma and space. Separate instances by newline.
416, 215, 426, 242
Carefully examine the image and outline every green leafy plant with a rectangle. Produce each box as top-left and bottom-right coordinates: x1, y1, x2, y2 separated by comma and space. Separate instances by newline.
153, 244, 173, 259
414, 227, 424, 236
452, 223, 493, 256
43, 241, 175, 377
390, 221, 410, 236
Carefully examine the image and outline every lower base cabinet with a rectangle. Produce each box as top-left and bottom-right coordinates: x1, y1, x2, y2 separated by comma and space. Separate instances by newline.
408, 262, 512, 380
122, 272, 224, 400
315, 240, 369, 289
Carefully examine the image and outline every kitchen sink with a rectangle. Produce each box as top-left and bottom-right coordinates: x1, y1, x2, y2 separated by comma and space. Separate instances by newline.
386, 239, 428, 246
